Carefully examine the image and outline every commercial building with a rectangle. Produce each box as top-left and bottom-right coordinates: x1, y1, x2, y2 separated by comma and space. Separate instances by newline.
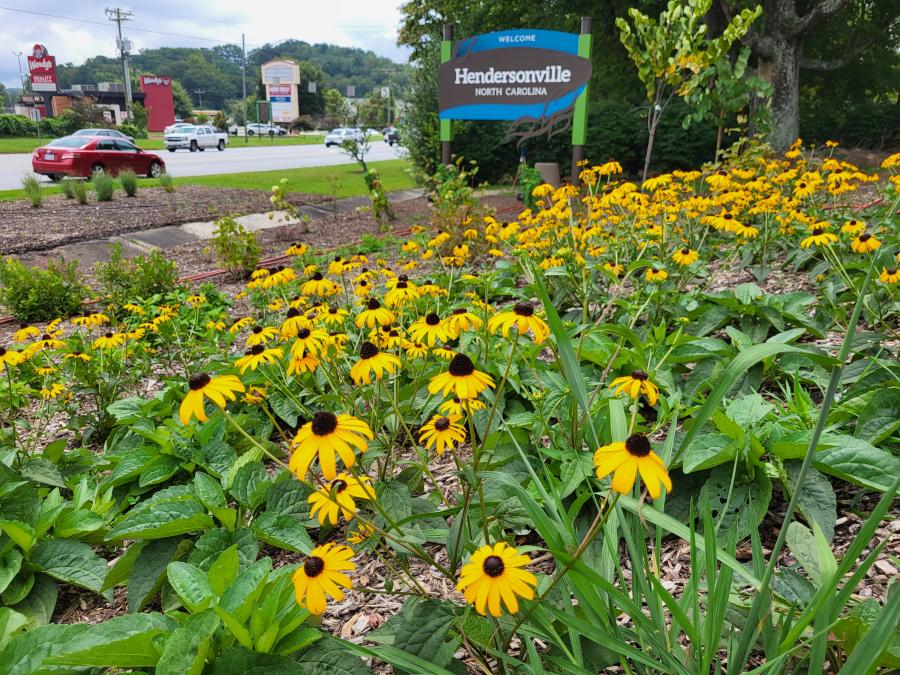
261, 59, 300, 124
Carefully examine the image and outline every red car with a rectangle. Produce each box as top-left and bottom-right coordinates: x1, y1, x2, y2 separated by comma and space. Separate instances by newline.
31, 136, 165, 182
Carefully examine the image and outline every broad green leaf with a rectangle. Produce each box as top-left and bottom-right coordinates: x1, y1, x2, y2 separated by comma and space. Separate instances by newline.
814, 435, 899, 492
188, 527, 258, 571
230, 461, 270, 510
102, 542, 145, 593
368, 598, 455, 666
855, 388, 900, 444
208, 545, 239, 596
167, 561, 214, 612
31, 539, 107, 592
785, 522, 825, 588
156, 608, 220, 675
44, 612, 174, 667
0, 608, 27, 651
128, 537, 184, 613
783, 462, 836, 542
295, 639, 373, 674
0, 623, 87, 675
9, 573, 56, 627
220, 557, 272, 621
211, 645, 302, 674
0, 550, 22, 595
252, 512, 313, 554
0, 521, 35, 553
681, 432, 737, 473
18, 458, 66, 488
54, 509, 105, 539
378, 481, 412, 524
107, 496, 214, 541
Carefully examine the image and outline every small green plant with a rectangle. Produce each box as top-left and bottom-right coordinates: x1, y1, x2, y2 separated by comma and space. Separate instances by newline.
0, 257, 87, 322
72, 179, 88, 204
206, 215, 261, 277
118, 169, 139, 197
95, 242, 181, 308
21, 174, 43, 208
62, 179, 77, 200
159, 172, 175, 193
92, 171, 115, 202
364, 168, 394, 226
519, 164, 543, 211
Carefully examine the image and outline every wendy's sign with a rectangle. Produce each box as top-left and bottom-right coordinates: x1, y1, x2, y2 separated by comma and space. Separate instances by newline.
438, 29, 591, 122
27, 44, 57, 93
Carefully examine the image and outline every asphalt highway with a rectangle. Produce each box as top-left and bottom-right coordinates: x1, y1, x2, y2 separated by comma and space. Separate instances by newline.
0, 141, 404, 190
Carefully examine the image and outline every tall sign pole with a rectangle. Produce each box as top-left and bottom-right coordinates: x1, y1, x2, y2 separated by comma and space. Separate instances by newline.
106, 7, 134, 119
570, 16, 592, 185
440, 24, 454, 166
242, 33, 248, 144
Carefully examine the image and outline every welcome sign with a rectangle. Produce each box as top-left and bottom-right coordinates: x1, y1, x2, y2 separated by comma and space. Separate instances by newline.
438, 29, 591, 121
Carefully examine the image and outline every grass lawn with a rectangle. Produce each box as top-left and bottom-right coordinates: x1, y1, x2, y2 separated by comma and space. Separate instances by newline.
0, 159, 415, 202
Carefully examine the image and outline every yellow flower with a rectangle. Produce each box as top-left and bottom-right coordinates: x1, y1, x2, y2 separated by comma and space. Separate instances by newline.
355, 299, 395, 329
179, 373, 245, 425
672, 247, 698, 266
0, 346, 27, 372
850, 232, 880, 254
64, 351, 91, 362
487, 303, 550, 344
456, 542, 537, 617
92, 332, 126, 350
40, 383, 66, 400
307, 473, 373, 525
286, 242, 308, 256
439, 397, 486, 417
242, 387, 267, 404
245, 325, 278, 347
186, 294, 206, 308
800, 226, 838, 248
235, 345, 283, 373
593, 432, 672, 499
407, 313, 450, 347
428, 353, 494, 399
350, 341, 401, 385
288, 348, 320, 376
289, 412, 373, 479
292, 543, 355, 615
879, 268, 900, 285
645, 268, 669, 283
841, 219, 866, 235
444, 308, 483, 337
609, 369, 660, 405
12, 325, 40, 342
229, 317, 254, 334
290, 326, 328, 357
419, 414, 466, 454
300, 273, 340, 297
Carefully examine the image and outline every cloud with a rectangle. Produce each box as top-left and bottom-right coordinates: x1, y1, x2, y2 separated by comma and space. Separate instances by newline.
1, 0, 407, 88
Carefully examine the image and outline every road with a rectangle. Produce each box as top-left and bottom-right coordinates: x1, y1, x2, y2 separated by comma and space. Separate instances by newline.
0, 142, 404, 190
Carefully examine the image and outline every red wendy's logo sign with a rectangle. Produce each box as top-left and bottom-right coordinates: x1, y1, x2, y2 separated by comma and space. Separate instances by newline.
140, 76, 172, 87
27, 44, 57, 92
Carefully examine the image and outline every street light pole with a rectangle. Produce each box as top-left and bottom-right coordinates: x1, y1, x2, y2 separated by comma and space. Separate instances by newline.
241, 33, 248, 144
11, 51, 27, 93
105, 8, 134, 119
194, 90, 205, 110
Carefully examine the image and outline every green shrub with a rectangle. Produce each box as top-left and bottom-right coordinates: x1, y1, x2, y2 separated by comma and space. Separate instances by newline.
118, 122, 148, 139
0, 113, 37, 137
0, 257, 87, 322
72, 180, 88, 204
95, 243, 181, 307
119, 169, 138, 197
206, 215, 261, 276
62, 179, 77, 199
21, 174, 43, 208
92, 171, 115, 201
159, 172, 175, 193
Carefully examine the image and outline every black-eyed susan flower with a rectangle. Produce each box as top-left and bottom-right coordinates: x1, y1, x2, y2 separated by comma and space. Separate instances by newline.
64, 351, 91, 362
235, 345, 283, 374
439, 396, 486, 417
645, 267, 669, 283
13, 325, 40, 342
841, 219, 866, 235
72, 312, 109, 327
350, 341, 401, 385
289, 411, 373, 479
429, 353, 494, 399
672, 247, 699, 266
245, 325, 278, 347
593, 432, 672, 499
300, 272, 339, 297
279, 308, 311, 339
292, 543, 355, 615
433, 346, 456, 361
347, 522, 374, 544
487, 303, 550, 344
290, 326, 328, 358
407, 313, 449, 347
92, 332, 126, 350
286, 242, 308, 256
179, 373, 245, 425
609, 369, 660, 406
355, 298, 395, 329
880, 268, 899, 285
445, 307, 483, 337
0, 346, 26, 372
456, 542, 537, 617
307, 473, 373, 525
404, 341, 429, 359
419, 414, 466, 454
800, 226, 838, 248
242, 387, 267, 404
384, 279, 420, 307
850, 232, 881, 254
40, 383, 66, 400
733, 222, 759, 239
287, 350, 320, 375
321, 306, 348, 327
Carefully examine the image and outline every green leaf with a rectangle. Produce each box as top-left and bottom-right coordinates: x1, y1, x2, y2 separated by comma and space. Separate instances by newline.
208, 545, 239, 596
44, 612, 174, 667
102, 542, 144, 592
211, 645, 302, 674
295, 639, 372, 674
699, 467, 772, 541
139, 455, 182, 487
9, 573, 56, 627
156, 608, 220, 675
0, 550, 22, 595
0, 521, 35, 553
783, 462, 836, 542
31, 538, 108, 592
252, 512, 313, 554
368, 598, 455, 668
0, 623, 88, 675
0, 608, 27, 651
54, 508, 105, 539
840, 588, 900, 675
725, 393, 774, 427
220, 557, 272, 621
230, 461, 270, 510
107, 496, 214, 541
855, 388, 900, 444
167, 561, 214, 612
128, 537, 184, 613
188, 527, 259, 571
18, 458, 66, 488
681, 432, 737, 473
814, 435, 899, 492
378, 480, 412, 524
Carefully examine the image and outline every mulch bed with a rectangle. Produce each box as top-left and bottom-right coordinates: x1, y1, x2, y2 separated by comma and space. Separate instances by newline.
0, 186, 327, 255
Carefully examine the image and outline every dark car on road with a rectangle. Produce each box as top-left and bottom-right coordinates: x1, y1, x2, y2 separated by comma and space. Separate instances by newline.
383, 127, 400, 146
31, 136, 165, 181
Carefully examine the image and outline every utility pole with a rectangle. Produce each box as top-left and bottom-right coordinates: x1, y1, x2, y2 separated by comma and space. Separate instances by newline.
105, 7, 134, 119
194, 90, 205, 110
241, 33, 248, 144
11, 51, 27, 93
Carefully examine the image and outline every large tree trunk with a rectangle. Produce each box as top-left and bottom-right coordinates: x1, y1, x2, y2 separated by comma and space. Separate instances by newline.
764, 37, 801, 153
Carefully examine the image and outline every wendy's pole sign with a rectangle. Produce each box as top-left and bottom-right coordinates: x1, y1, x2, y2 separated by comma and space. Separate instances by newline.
439, 19, 592, 184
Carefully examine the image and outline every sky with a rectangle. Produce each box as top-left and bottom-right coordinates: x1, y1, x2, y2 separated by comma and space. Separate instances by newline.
0, 0, 411, 88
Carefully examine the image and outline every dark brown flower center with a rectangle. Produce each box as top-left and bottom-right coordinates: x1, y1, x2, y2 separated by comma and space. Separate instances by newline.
398, 274, 408, 282
425, 313, 440, 326
298, 328, 311, 339
482, 555, 505, 577
812, 227, 825, 236
359, 280, 368, 287
312, 272, 323, 280
360, 341, 379, 359
723, 213, 733, 220
304, 556, 325, 577
453, 308, 467, 315
858, 233, 871, 242
448, 353, 475, 377
434, 417, 450, 431
625, 433, 652, 458
252, 326, 263, 334
681, 248, 690, 255
329, 307, 338, 314
42, 333, 52, 340
250, 344, 265, 355
396, 280, 408, 289
631, 370, 648, 381
366, 298, 381, 310
513, 303, 534, 317
331, 479, 348, 493
0, 346, 6, 357
799, 182, 807, 189
286, 308, 300, 318
311, 411, 338, 436
188, 373, 211, 390
104, 332, 113, 339
889, 269, 898, 275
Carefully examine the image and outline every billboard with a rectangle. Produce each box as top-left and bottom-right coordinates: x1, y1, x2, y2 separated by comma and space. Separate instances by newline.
268, 84, 295, 123
439, 30, 590, 122
27, 44, 57, 93
139, 75, 175, 132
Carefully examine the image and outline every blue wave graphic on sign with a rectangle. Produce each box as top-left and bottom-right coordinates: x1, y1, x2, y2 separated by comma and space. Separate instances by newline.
455, 29, 579, 57
439, 86, 585, 121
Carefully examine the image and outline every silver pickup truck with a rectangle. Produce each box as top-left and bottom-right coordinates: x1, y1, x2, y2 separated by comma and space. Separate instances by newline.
164, 124, 229, 152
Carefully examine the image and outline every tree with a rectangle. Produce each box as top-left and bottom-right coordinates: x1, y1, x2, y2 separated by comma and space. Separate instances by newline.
0, 83, 6, 109
130, 101, 148, 130
324, 88, 350, 126
717, 0, 896, 152
616, 0, 760, 182
357, 90, 391, 129
171, 80, 194, 119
